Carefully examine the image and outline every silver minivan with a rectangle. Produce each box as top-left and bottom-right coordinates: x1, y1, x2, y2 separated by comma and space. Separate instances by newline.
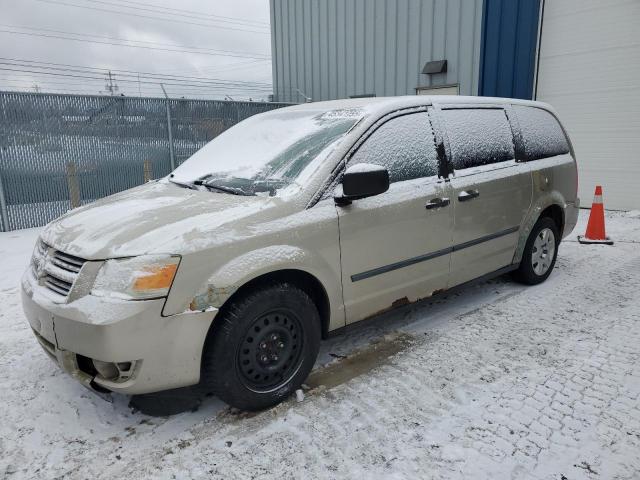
21, 96, 579, 411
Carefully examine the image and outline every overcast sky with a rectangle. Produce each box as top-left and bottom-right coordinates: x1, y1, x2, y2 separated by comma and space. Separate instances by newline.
0, 0, 272, 100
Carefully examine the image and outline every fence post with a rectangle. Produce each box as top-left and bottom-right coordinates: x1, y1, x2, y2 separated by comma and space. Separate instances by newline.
0, 172, 9, 232
143, 159, 153, 182
160, 84, 176, 171
66, 162, 81, 209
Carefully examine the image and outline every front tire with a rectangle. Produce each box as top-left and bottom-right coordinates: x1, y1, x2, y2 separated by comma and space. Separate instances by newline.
513, 217, 560, 285
201, 283, 321, 411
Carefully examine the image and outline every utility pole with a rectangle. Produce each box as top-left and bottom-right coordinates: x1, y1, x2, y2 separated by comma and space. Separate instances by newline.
32, 84, 41, 93
104, 71, 119, 96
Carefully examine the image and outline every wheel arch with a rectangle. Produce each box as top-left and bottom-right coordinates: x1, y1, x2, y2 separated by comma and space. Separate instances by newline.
513, 194, 567, 264
209, 269, 332, 340
539, 204, 564, 238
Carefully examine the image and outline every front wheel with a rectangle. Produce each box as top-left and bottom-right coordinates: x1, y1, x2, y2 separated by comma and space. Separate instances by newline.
201, 283, 321, 411
512, 217, 560, 285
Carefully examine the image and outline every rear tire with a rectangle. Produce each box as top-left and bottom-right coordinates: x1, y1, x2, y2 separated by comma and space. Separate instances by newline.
512, 217, 560, 285
201, 282, 321, 411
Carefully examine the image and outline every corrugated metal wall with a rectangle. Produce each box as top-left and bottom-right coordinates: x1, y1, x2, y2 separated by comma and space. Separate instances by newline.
270, 0, 484, 102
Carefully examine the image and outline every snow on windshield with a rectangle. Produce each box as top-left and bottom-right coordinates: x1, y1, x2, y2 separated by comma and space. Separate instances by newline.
170, 108, 361, 193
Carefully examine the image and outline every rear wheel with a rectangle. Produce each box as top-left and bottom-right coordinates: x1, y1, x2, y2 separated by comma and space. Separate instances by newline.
201, 283, 321, 411
513, 217, 560, 285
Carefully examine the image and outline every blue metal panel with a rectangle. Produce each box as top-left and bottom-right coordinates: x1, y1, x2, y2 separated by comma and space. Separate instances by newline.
479, 0, 541, 99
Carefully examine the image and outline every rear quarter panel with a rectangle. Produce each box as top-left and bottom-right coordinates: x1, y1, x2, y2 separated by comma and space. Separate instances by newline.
513, 153, 579, 263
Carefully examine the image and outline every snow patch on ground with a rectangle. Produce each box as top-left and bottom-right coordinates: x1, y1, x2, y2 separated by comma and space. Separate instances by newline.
1, 210, 639, 479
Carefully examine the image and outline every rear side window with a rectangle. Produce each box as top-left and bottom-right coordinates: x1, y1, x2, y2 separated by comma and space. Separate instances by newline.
349, 112, 438, 183
441, 108, 515, 170
514, 106, 570, 160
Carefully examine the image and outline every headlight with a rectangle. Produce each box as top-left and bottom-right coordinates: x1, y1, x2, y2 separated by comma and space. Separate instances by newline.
92, 255, 180, 300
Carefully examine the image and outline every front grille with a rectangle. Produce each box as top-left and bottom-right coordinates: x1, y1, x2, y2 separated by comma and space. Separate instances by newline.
31, 240, 87, 299
51, 250, 85, 274
43, 274, 73, 296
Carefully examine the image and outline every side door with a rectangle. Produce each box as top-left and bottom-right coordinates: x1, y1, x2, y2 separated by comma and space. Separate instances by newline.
335, 109, 454, 324
437, 105, 532, 286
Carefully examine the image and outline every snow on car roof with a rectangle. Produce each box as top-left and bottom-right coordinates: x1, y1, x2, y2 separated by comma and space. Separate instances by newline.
278, 95, 557, 118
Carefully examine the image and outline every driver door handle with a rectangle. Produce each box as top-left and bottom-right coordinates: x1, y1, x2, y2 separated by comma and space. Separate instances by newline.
425, 197, 450, 210
458, 189, 480, 202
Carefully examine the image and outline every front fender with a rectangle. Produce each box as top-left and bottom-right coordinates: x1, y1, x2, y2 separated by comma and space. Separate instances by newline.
173, 245, 345, 331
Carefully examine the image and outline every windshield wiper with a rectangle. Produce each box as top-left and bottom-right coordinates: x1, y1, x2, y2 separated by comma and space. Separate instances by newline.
194, 180, 251, 196
168, 178, 198, 190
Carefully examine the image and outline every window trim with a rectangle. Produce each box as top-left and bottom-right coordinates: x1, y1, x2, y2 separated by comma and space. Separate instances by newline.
346, 109, 441, 185
309, 106, 446, 206
509, 104, 573, 162
433, 104, 518, 174
449, 158, 520, 179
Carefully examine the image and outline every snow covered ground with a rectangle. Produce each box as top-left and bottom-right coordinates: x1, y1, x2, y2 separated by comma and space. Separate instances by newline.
1, 210, 639, 479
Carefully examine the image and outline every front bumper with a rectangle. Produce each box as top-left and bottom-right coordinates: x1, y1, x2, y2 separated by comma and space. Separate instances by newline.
21, 272, 217, 395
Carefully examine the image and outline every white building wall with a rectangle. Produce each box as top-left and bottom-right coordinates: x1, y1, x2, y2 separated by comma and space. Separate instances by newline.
536, 0, 640, 210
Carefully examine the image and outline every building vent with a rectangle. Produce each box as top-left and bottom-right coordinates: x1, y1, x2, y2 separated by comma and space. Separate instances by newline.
422, 60, 448, 75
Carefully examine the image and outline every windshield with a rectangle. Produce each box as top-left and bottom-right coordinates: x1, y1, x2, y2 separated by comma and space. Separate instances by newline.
169, 107, 362, 196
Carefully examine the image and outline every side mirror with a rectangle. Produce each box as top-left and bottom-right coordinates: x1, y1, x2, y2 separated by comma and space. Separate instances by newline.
335, 163, 389, 205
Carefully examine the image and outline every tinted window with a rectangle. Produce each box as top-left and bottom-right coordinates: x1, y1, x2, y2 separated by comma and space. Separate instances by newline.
349, 112, 438, 183
514, 106, 570, 160
442, 108, 515, 170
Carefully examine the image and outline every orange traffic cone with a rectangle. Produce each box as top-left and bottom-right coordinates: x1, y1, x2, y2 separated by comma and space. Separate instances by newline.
578, 185, 613, 245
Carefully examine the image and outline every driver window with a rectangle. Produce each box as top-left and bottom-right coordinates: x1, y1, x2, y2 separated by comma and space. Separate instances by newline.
348, 112, 439, 183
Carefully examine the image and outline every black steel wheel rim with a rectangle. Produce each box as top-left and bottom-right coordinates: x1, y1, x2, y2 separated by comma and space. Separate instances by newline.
237, 309, 304, 392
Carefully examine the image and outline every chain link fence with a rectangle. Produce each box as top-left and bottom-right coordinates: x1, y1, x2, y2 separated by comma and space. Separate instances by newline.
0, 91, 290, 231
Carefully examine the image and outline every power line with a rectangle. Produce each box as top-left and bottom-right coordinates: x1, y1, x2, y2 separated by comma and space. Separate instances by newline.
0, 84, 270, 100
0, 74, 272, 93
0, 29, 269, 59
72, 0, 270, 29
0, 80, 273, 98
0, 67, 273, 92
155, 59, 272, 78
0, 81, 272, 98
157, 58, 267, 74
0, 24, 271, 57
0, 25, 270, 59
0, 59, 273, 88
34, 0, 271, 35
0, 57, 272, 87
98, 0, 269, 26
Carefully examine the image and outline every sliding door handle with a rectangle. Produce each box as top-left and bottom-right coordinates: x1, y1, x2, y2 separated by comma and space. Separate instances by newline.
458, 190, 479, 202
425, 197, 450, 210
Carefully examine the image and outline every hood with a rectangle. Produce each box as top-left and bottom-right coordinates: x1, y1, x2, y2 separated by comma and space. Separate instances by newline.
41, 180, 287, 259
